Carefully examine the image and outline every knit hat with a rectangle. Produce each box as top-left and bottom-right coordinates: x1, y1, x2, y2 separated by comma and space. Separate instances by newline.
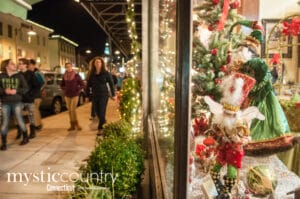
220, 72, 256, 114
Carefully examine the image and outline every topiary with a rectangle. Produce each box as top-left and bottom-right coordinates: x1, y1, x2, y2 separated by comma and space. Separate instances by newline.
86, 138, 145, 198
102, 119, 132, 139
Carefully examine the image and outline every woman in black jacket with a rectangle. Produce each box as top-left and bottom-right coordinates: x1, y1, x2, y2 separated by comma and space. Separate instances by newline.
86, 56, 116, 134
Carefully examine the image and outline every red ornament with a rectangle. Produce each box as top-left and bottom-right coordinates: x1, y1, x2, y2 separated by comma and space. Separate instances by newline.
203, 137, 215, 146
230, 0, 240, 9
282, 17, 300, 37
195, 144, 206, 159
214, 78, 222, 84
212, 0, 219, 5
208, 24, 214, 31
211, 48, 218, 56
220, 65, 227, 72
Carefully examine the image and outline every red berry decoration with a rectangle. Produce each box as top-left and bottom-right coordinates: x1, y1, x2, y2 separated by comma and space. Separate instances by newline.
230, 0, 240, 9
208, 24, 214, 31
220, 65, 227, 72
212, 0, 219, 5
214, 78, 222, 84
211, 48, 218, 56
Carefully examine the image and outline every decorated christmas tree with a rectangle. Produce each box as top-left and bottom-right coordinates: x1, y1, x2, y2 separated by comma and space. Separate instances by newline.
119, 0, 142, 134
192, 0, 244, 117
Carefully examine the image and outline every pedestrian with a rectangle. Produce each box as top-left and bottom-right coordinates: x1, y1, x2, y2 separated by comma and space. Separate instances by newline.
17, 58, 41, 139
61, 62, 85, 131
28, 59, 45, 131
86, 66, 96, 121
86, 56, 116, 135
0, 59, 29, 150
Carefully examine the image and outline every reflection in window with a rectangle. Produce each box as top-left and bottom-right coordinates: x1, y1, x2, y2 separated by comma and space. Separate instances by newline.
155, 0, 177, 198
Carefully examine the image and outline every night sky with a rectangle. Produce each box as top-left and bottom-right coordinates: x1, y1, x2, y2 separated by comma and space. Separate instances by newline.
27, 0, 107, 60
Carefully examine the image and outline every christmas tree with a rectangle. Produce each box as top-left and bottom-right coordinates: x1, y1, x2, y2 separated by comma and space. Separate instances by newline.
192, 0, 244, 117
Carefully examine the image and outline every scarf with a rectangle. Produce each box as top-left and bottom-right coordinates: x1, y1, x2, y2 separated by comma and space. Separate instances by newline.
64, 70, 76, 81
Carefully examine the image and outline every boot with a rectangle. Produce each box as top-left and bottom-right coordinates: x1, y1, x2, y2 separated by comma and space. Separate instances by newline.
29, 125, 36, 139
1, 134, 7, 151
68, 121, 75, 131
20, 131, 29, 145
74, 120, 82, 131
210, 170, 224, 195
15, 125, 22, 140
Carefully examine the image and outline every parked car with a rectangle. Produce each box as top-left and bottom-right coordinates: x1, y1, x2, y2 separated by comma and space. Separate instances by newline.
40, 71, 86, 114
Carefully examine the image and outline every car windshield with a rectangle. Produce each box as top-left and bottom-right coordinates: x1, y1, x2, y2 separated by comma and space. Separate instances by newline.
44, 74, 55, 85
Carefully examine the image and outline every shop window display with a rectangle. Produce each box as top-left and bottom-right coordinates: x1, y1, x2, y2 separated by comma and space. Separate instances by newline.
188, 0, 300, 198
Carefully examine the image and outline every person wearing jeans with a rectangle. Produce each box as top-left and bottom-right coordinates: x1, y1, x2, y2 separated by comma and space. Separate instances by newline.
17, 58, 41, 139
61, 62, 85, 131
86, 56, 116, 135
0, 59, 29, 150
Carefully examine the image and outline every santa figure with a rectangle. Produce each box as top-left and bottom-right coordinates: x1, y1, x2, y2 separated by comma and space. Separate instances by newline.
204, 72, 265, 198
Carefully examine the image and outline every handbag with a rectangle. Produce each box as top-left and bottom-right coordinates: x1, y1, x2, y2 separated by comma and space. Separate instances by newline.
106, 82, 112, 97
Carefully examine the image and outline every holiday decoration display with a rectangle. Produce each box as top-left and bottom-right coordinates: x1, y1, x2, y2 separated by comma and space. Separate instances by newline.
192, 0, 244, 117
194, 136, 216, 173
118, 0, 142, 134
157, 0, 176, 137
204, 72, 265, 198
246, 165, 278, 196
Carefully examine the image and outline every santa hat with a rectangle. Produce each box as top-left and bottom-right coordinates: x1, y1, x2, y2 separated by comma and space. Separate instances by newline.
220, 72, 256, 114
229, 20, 264, 54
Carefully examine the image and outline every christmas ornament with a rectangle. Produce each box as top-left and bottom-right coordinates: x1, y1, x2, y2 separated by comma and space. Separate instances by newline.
220, 65, 227, 72
212, 0, 219, 5
211, 48, 218, 56
247, 165, 278, 196
282, 17, 300, 36
193, 115, 209, 136
230, 0, 240, 9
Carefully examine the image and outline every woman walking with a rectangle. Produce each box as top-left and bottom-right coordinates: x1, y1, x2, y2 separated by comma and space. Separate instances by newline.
61, 63, 85, 131
86, 56, 115, 135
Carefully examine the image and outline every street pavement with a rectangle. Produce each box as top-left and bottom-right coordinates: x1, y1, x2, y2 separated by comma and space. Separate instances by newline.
0, 100, 120, 199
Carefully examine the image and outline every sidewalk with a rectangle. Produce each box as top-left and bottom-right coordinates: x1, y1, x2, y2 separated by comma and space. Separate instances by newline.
0, 100, 120, 199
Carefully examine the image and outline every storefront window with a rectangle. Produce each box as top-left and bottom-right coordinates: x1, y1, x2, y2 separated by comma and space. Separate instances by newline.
148, 0, 177, 198
187, 1, 300, 199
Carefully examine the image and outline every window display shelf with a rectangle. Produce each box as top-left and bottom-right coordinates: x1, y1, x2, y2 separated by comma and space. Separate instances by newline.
189, 155, 300, 199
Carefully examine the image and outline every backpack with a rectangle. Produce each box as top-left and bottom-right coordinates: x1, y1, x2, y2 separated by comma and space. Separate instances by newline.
35, 71, 45, 86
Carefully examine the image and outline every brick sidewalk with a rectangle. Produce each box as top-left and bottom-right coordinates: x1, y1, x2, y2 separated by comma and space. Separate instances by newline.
0, 100, 120, 199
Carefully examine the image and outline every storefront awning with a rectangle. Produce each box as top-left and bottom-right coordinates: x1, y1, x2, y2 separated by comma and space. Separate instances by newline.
80, 0, 142, 58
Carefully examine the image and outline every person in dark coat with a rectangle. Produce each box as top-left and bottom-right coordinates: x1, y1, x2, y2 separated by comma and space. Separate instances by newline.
0, 59, 29, 150
86, 56, 116, 135
17, 58, 41, 139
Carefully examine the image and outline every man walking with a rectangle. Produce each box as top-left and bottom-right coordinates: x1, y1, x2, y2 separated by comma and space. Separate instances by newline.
0, 59, 29, 150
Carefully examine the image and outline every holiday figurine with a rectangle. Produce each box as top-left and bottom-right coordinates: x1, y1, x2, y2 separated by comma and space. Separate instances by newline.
229, 20, 299, 155
204, 72, 265, 198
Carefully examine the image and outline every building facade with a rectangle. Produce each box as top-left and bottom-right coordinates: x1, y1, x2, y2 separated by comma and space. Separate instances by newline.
48, 34, 78, 70
0, 11, 53, 68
